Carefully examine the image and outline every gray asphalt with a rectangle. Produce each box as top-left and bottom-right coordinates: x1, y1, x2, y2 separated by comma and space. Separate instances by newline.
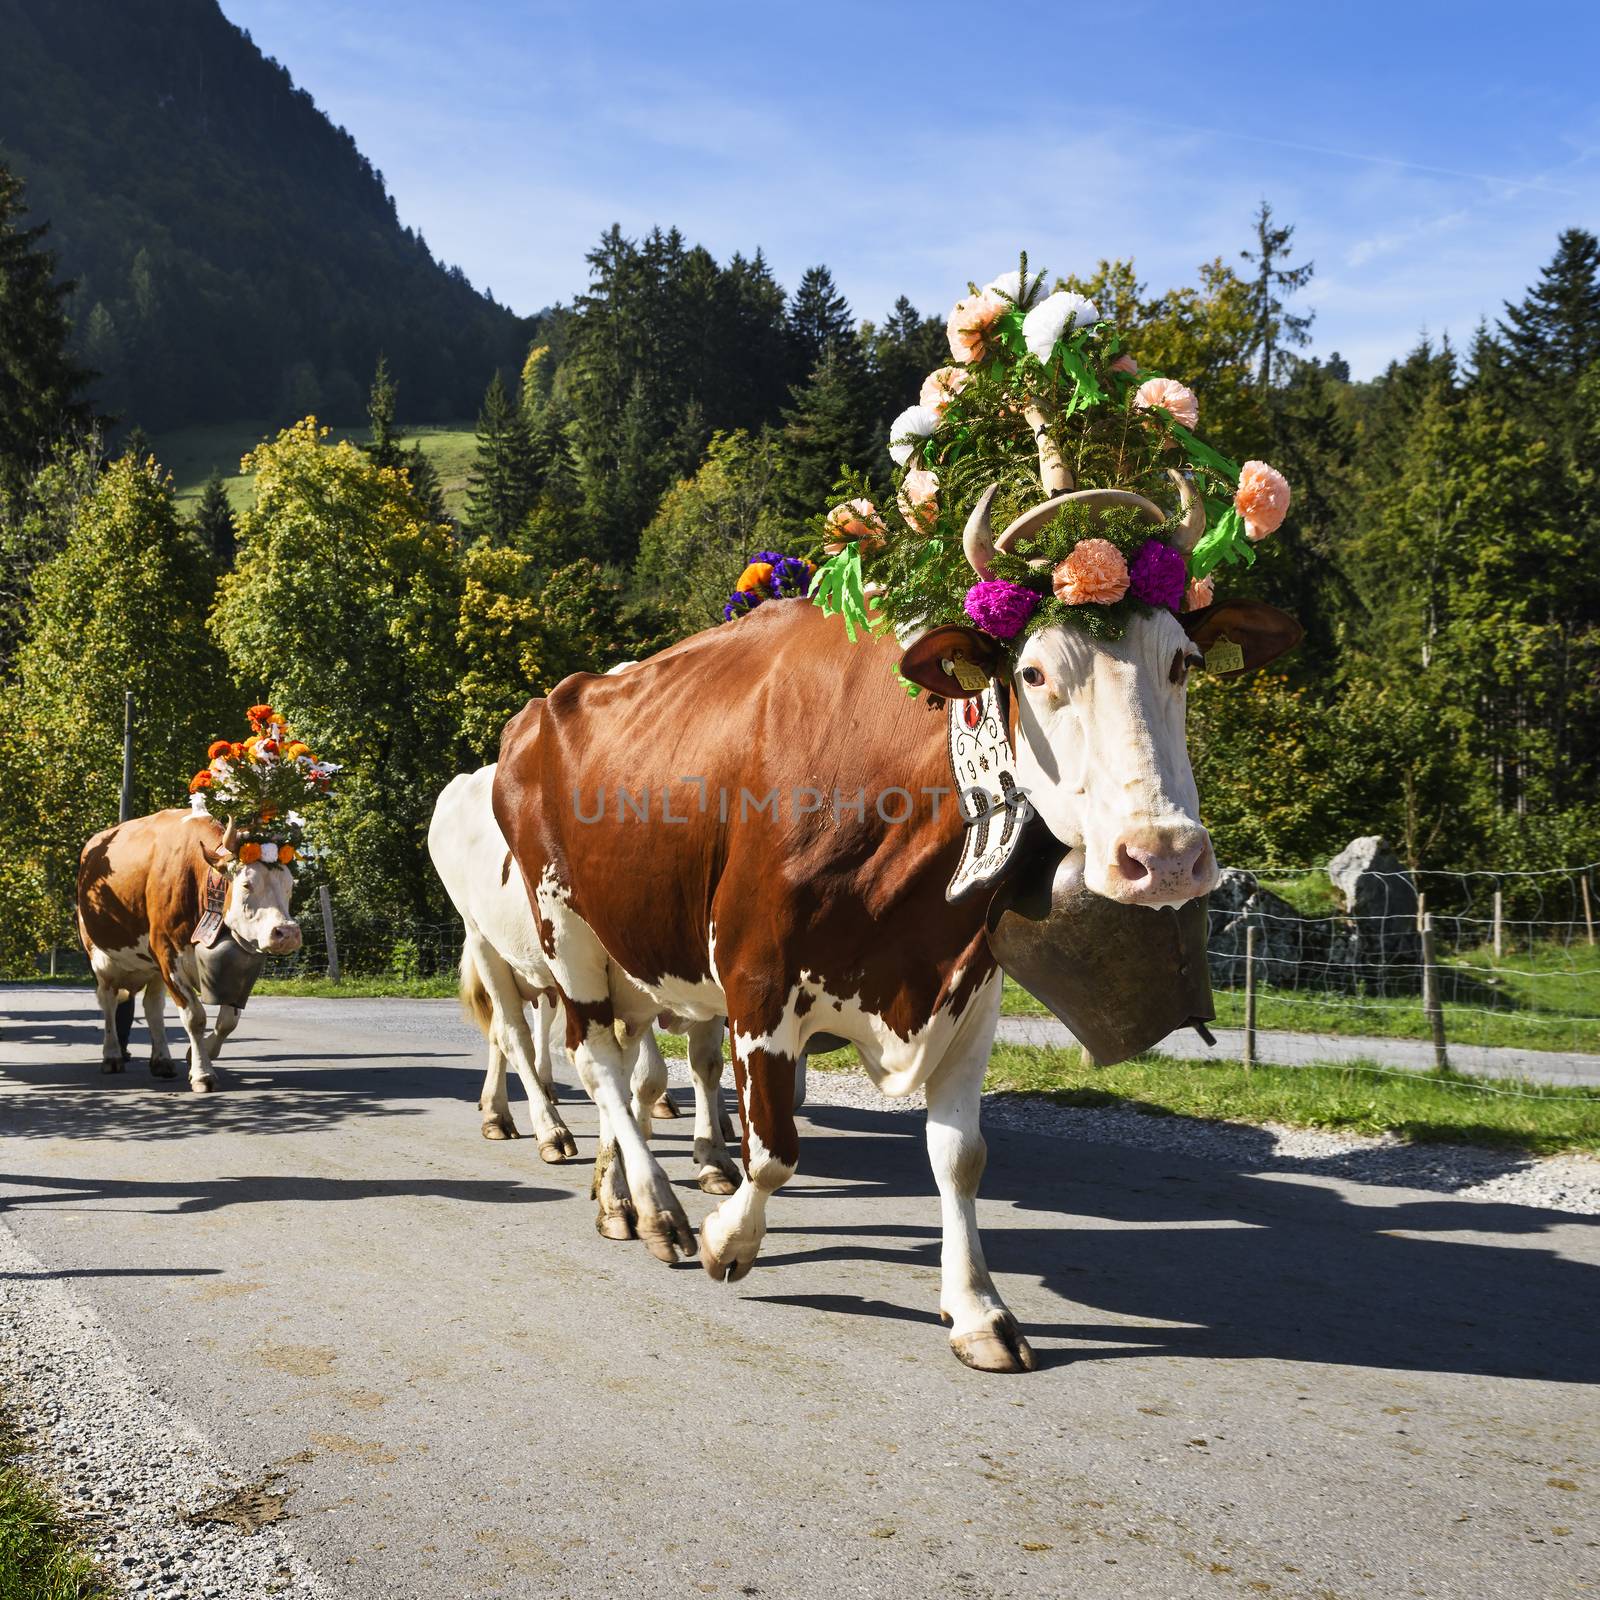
2, 986, 1598, 1600
995, 1015, 1600, 1086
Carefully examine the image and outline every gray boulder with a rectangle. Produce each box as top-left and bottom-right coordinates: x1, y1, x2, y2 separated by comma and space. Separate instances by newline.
1206, 867, 1334, 989
1327, 836, 1421, 991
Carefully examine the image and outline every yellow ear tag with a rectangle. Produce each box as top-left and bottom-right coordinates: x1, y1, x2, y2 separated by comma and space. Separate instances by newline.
1204, 636, 1245, 675
946, 655, 990, 692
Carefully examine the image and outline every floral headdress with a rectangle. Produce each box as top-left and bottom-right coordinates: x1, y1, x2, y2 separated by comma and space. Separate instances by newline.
187, 704, 338, 872
809, 255, 1291, 665
723, 551, 816, 621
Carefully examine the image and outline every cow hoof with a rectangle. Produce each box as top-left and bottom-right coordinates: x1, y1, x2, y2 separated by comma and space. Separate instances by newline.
699, 1241, 756, 1283
150, 1057, 177, 1080
546, 1125, 579, 1160
651, 1092, 682, 1120
638, 1211, 695, 1265
949, 1311, 1037, 1374
537, 1138, 570, 1164
696, 1167, 738, 1197
481, 1115, 519, 1141
189, 1074, 217, 1095
100, 1057, 127, 1075
596, 1208, 638, 1242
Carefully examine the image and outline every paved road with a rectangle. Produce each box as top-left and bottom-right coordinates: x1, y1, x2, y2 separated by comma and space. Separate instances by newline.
2, 986, 1597, 1600
996, 1016, 1600, 1087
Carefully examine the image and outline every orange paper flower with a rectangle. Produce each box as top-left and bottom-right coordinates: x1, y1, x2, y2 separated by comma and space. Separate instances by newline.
735, 561, 774, 593
1234, 460, 1291, 540
1184, 576, 1215, 612
946, 289, 1007, 364
278, 845, 297, 864
247, 703, 274, 728
1052, 539, 1130, 606
1133, 377, 1199, 431
189, 770, 213, 792
238, 842, 263, 864
207, 740, 231, 760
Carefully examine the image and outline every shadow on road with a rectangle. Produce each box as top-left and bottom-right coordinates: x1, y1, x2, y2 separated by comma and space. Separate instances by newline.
749, 1104, 1600, 1386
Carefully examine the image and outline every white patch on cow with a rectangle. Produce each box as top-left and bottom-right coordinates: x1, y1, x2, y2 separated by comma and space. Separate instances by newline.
89, 933, 156, 991
727, 964, 999, 1100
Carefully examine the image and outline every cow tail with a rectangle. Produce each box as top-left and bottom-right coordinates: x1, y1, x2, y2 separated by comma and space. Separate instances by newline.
457, 938, 496, 1038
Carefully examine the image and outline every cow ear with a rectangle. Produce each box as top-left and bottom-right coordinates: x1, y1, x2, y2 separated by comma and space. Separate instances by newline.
1182, 599, 1304, 679
899, 625, 1007, 699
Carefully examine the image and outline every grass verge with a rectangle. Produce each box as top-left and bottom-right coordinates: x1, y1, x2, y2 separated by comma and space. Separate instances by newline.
252, 974, 459, 999
0, 1410, 111, 1600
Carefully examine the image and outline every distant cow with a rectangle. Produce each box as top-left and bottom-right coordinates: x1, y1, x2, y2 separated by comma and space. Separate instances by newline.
429, 763, 742, 1196
77, 810, 302, 1092
493, 471, 1299, 1369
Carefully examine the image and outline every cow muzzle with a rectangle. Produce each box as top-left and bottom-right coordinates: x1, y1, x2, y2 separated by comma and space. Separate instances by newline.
265, 919, 303, 955
1094, 824, 1217, 908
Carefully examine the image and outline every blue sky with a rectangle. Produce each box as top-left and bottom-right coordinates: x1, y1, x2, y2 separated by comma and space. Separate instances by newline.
222, 0, 1599, 379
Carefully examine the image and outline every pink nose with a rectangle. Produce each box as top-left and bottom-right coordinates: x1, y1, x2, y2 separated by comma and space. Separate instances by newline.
1106, 829, 1216, 905
269, 921, 303, 954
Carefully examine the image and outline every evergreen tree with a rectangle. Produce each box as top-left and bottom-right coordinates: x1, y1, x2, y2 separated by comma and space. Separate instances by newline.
1499, 228, 1600, 384
777, 346, 877, 518
362, 353, 403, 470
787, 265, 857, 380
1240, 200, 1314, 386
862, 296, 946, 445
0, 164, 94, 499
466, 370, 536, 545
191, 471, 237, 566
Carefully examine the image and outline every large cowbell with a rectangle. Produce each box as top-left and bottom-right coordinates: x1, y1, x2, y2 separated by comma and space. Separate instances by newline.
194, 926, 267, 1009
985, 823, 1214, 1066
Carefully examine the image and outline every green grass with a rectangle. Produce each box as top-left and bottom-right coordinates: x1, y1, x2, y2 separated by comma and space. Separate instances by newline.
1255, 868, 1341, 916
153, 418, 479, 519
0, 1413, 112, 1600
1001, 941, 1600, 1055
252, 973, 460, 999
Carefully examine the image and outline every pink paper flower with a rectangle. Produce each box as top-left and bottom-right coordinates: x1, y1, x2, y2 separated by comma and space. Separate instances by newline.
824, 498, 886, 555
1183, 576, 1214, 612
1052, 538, 1130, 607
946, 289, 1008, 364
1133, 376, 1199, 431
1235, 460, 1291, 540
897, 469, 939, 531
1109, 353, 1138, 375
919, 365, 970, 415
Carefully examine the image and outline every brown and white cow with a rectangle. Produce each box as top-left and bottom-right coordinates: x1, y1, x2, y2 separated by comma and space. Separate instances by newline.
492, 502, 1298, 1371
77, 809, 302, 1091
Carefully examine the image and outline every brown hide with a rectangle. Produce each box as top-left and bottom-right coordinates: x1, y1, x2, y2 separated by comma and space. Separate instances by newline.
492, 601, 997, 1048
77, 810, 227, 986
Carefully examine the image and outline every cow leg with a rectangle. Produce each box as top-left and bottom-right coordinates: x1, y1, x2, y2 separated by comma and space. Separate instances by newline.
628, 1027, 670, 1141
143, 977, 177, 1078
701, 1030, 799, 1284
924, 979, 1033, 1374
160, 958, 218, 1093
92, 972, 129, 1072
686, 1020, 738, 1195
474, 943, 577, 1162
203, 1004, 241, 1062
568, 1010, 694, 1263
479, 1037, 519, 1140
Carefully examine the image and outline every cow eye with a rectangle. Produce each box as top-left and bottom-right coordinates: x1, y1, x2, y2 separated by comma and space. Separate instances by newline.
1169, 649, 1189, 685
1020, 665, 1045, 688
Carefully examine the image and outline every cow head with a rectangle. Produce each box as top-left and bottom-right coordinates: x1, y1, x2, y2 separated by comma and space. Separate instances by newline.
901, 470, 1301, 909
206, 819, 304, 955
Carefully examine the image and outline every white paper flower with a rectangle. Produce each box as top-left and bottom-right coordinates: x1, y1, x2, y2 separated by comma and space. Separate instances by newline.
188, 792, 210, 815
286, 810, 305, 829
888, 404, 939, 467
984, 269, 1047, 310
1022, 291, 1101, 360
259, 841, 279, 864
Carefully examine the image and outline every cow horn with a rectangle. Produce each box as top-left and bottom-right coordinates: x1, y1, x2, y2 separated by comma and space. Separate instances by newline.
995, 487, 1167, 559
962, 483, 1000, 581
1023, 401, 1073, 494
1170, 467, 1206, 551
218, 817, 238, 858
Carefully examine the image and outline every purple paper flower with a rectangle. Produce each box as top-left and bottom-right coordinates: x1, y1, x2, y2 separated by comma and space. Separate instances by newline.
750, 550, 787, 566
964, 579, 1040, 640
1127, 539, 1187, 612
723, 590, 762, 621
768, 556, 813, 598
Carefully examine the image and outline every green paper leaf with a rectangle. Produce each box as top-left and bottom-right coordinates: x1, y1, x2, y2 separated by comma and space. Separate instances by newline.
1188, 506, 1255, 579
809, 544, 872, 642
1168, 421, 1240, 483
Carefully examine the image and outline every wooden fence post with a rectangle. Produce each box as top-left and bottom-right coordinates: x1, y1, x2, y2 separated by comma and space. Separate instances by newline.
319, 884, 341, 983
1421, 912, 1449, 1073
1583, 874, 1596, 948
1243, 923, 1257, 1073
1493, 888, 1504, 959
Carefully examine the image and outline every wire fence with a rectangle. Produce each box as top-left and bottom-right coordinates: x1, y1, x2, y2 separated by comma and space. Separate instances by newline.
29, 860, 1600, 1077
